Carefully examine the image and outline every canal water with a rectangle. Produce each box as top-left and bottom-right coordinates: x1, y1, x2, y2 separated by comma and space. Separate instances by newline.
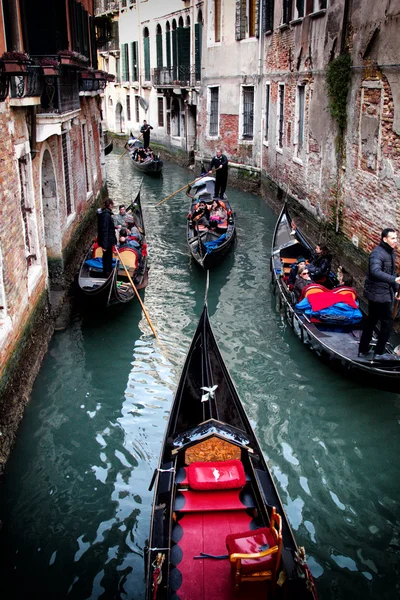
0, 149, 399, 600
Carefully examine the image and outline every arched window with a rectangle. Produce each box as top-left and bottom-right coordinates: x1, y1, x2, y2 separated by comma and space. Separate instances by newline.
143, 27, 150, 81
195, 11, 203, 81
186, 16, 190, 27
166, 21, 171, 69
156, 24, 163, 68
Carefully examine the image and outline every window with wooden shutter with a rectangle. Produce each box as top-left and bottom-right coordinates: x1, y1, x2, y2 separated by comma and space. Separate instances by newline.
122, 43, 129, 81
166, 25, 171, 68
263, 0, 275, 32
195, 20, 202, 81
172, 24, 178, 80
156, 25, 163, 68
131, 42, 138, 81
282, 0, 293, 23
158, 97, 164, 127
143, 28, 150, 81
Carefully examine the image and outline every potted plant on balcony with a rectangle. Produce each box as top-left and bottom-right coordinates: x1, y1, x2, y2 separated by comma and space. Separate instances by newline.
40, 58, 60, 76
1, 51, 30, 74
58, 49, 89, 68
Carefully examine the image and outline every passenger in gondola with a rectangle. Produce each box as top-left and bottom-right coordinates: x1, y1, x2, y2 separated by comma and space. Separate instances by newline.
288, 256, 306, 286
308, 245, 332, 282
192, 200, 210, 228
136, 147, 147, 162
119, 228, 142, 252
209, 199, 227, 228
294, 265, 312, 301
145, 147, 154, 160
336, 266, 354, 288
113, 204, 130, 230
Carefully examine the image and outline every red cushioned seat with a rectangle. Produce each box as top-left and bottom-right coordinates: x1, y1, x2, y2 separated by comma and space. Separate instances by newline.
187, 460, 246, 491
226, 528, 277, 574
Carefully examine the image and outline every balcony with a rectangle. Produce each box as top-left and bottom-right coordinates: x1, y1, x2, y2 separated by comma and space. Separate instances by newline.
153, 66, 199, 88
9, 64, 43, 102
39, 70, 80, 114
94, 0, 119, 16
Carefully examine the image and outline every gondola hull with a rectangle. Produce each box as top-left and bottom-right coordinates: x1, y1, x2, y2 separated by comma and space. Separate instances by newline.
271, 204, 400, 378
186, 177, 236, 269
130, 156, 163, 175
77, 182, 148, 308
145, 305, 317, 600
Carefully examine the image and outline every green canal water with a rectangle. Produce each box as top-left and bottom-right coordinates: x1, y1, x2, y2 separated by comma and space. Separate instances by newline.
0, 150, 399, 599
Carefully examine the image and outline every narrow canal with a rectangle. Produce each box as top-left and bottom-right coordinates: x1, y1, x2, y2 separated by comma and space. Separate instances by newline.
0, 150, 399, 600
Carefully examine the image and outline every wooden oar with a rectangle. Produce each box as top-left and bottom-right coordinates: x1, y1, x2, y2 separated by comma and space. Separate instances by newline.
155, 169, 218, 207
115, 247, 159, 340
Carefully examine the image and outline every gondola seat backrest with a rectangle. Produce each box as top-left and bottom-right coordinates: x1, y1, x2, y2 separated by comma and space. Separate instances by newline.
187, 460, 246, 491
299, 283, 328, 302
115, 247, 139, 270
333, 287, 358, 302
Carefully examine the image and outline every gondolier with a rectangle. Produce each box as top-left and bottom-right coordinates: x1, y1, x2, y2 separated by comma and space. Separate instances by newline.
208, 149, 228, 200
358, 228, 400, 360
98, 199, 117, 278
140, 120, 153, 148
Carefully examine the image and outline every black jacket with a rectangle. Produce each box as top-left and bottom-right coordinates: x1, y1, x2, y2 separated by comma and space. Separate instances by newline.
98, 208, 117, 249
209, 154, 228, 173
294, 275, 311, 301
364, 241, 398, 303
308, 253, 332, 280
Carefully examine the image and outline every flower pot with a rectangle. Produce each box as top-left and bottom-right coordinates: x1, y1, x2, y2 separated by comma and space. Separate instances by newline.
42, 66, 59, 76
3, 60, 28, 74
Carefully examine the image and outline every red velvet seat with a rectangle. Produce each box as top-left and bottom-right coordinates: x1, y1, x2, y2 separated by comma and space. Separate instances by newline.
226, 528, 277, 573
187, 460, 246, 491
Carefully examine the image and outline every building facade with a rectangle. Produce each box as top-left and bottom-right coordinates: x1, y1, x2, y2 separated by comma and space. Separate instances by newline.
0, 0, 109, 469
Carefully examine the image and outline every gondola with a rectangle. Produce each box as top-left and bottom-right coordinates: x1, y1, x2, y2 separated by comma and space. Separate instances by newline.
104, 130, 113, 155
271, 203, 400, 378
145, 299, 317, 600
186, 177, 236, 269
128, 139, 163, 175
78, 181, 148, 307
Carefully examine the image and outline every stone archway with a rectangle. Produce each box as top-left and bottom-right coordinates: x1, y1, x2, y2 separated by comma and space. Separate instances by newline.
116, 102, 124, 133
41, 149, 63, 285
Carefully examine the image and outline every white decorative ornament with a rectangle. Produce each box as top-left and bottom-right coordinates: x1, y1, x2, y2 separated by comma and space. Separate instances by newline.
213, 468, 220, 481
200, 385, 218, 402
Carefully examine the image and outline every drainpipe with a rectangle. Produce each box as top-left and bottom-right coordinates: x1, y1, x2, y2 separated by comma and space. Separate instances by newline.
30, 106, 38, 161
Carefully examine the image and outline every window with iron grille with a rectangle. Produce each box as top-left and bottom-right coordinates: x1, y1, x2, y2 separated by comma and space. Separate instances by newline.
62, 133, 72, 216
209, 87, 219, 136
277, 84, 285, 148
126, 94, 131, 121
18, 156, 37, 268
265, 84, 270, 140
158, 97, 164, 127
297, 85, 305, 151
82, 124, 90, 192
135, 96, 140, 122
242, 86, 254, 139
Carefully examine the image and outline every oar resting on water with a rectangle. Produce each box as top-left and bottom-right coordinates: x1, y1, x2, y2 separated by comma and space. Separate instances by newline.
155, 169, 218, 207
115, 247, 159, 340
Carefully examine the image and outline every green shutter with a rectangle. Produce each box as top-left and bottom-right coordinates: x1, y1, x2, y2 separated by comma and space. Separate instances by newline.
131, 41, 138, 81
172, 29, 178, 79
121, 43, 127, 81
166, 31, 171, 68
180, 26, 190, 69
195, 22, 202, 81
156, 33, 163, 67
144, 36, 150, 80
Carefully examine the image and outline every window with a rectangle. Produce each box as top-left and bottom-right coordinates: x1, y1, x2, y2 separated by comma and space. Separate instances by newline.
215, 0, 221, 42
135, 96, 140, 122
82, 123, 91, 192
167, 111, 171, 135
286, 0, 327, 22
265, 83, 270, 140
242, 86, 254, 139
209, 87, 219, 136
156, 24, 163, 68
126, 93, 131, 121
277, 84, 285, 148
131, 41, 138, 81
122, 43, 129, 81
236, 0, 259, 40
263, 0, 275, 32
195, 11, 203, 81
158, 97, 164, 127
62, 132, 72, 216
143, 27, 150, 81
296, 85, 305, 151
248, 0, 257, 37
115, 56, 120, 83
166, 22, 171, 68
18, 156, 39, 269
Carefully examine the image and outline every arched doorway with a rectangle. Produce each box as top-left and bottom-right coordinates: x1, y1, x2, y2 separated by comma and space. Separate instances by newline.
171, 97, 181, 137
116, 102, 124, 133
41, 149, 63, 283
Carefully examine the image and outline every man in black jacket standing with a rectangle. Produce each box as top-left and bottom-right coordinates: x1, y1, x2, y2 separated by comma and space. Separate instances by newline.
140, 120, 153, 148
208, 149, 228, 199
359, 228, 400, 359
98, 199, 117, 278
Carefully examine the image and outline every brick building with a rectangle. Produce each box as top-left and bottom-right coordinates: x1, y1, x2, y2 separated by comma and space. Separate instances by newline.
95, 0, 203, 157
0, 0, 109, 469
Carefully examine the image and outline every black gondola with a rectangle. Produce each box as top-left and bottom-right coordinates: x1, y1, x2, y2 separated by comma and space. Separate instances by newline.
271, 203, 400, 378
78, 181, 148, 307
186, 177, 235, 269
104, 130, 113, 155
145, 301, 317, 600
128, 139, 163, 175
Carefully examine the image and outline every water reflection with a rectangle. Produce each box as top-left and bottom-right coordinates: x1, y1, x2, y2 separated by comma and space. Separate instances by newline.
0, 151, 399, 599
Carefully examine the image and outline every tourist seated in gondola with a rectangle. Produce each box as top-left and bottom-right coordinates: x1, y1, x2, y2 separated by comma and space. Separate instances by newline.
209, 199, 227, 228
336, 266, 354, 288
288, 256, 307, 286
113, 204, 132, 230
308, 244, 332, 282
145, 147, 154, 160
294, 265, 312, 300
192, 200, 210, 228
119, 228, 142, 253
136, 147, 147, 162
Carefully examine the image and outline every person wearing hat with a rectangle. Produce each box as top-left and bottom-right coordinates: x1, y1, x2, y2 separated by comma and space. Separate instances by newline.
288, 256, 306, 285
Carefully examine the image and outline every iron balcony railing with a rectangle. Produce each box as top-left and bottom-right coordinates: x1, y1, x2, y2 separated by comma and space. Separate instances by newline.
9, 64, 43, 99
39, 71, 80, 114
152, 65, 200, 88
94, 0, 120, 16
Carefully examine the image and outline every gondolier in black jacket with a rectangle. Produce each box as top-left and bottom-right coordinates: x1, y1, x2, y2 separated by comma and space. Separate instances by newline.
359, 228, 400, 360
208, 149, 228, 199
98, 199, 117, 278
